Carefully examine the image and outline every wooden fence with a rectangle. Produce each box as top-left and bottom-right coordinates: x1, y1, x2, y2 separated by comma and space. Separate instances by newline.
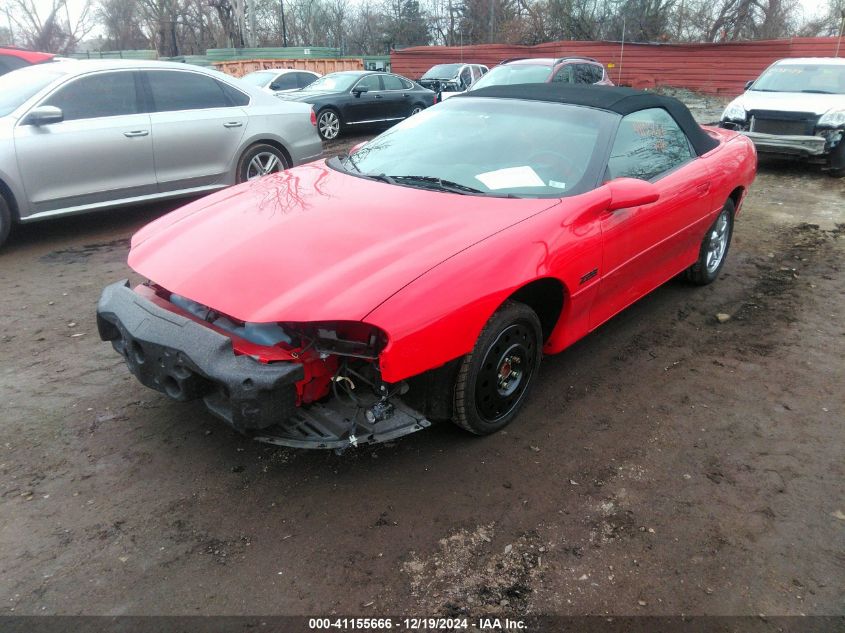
391, 38, 843, 95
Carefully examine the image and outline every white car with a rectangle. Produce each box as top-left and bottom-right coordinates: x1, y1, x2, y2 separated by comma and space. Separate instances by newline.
417, 63, 488, 100
240, 68, 321, 95
720, 57, 845, 176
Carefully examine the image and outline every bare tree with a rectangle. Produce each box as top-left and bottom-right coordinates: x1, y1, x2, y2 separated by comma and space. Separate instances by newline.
3, 0, 94, 53
98, 0, 149, 49
799, 0, 845, 35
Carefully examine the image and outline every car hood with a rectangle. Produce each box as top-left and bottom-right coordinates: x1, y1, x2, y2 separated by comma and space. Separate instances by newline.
738, 90, 845, 116
128, 162, 560, 324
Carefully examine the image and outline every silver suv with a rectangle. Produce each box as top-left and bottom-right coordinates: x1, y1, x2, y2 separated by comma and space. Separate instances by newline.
0, 60, 323, 247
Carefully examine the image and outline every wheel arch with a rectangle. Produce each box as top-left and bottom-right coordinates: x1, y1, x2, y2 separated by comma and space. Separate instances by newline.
241, 138, 292, 169
728, 186, 743, 206
317, 104, 341, 120
506, 277, 568, 343
0, 177, 20, 222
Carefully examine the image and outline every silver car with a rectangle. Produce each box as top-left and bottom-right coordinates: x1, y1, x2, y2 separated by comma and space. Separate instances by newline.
239, 68, 321, 94
0, 60, 323, 247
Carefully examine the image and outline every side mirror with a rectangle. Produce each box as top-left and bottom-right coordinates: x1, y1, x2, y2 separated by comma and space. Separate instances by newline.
269, 81, 282, 91
606, 177, 659, 211
25, 105, 64, 126
745, 79, 755, 90
352, 85, 369, 97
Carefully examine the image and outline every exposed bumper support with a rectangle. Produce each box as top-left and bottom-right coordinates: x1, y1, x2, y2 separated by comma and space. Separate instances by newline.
741, 131, 828, 156
97, 280, 303, 431
96, 281, 431, 449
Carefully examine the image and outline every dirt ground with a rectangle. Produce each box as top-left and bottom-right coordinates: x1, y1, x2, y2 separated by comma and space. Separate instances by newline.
1, 125, 844, 618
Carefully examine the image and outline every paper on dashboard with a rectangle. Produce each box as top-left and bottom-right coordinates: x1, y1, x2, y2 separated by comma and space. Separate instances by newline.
475, 166, 545, 190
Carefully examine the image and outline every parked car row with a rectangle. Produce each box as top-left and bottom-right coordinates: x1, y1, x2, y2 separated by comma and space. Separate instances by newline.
255, 55, 616, 142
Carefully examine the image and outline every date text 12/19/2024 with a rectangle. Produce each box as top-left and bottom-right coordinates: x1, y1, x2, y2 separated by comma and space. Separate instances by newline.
308, 617, 528, 630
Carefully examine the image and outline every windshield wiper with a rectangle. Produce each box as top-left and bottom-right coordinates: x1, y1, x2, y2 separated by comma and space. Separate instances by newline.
800, 89, 834, 94
361, 172, 396, 185
386, 175, 484, 195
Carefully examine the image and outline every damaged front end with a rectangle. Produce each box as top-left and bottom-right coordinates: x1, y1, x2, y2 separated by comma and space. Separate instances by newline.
96, 280, 430, 450
720, 107, 845, 166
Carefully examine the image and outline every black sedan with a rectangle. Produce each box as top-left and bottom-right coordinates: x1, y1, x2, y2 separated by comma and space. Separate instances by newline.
280, 71, 436, 140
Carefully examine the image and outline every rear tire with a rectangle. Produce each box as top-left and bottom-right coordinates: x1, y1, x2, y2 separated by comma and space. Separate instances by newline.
236, 143, 290, 183
452, 301, 542, 435
316, 108, 342, 141
0, 194, 12, 249
685, 199, 734, 285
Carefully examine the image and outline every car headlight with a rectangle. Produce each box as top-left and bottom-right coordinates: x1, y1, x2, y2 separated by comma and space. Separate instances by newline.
284, 321, 388, 360
818, 109, 845, 128
722, 100, 747, 122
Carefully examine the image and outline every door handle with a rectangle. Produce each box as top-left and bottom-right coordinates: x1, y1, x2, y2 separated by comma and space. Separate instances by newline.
374, 94, 383, 99
223, 121, 243, 128
123, 130, 149, 138
696, 182, 711, 196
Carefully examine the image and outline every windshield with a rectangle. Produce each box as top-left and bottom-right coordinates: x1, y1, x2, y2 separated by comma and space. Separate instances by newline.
0, 67, 66, 117
340, 98, 612, 197
422, 64, 462, 80
302, 73, 359, 92
751, 63, 845, 94
241, 71, 276, 87
470, 64, 552, 91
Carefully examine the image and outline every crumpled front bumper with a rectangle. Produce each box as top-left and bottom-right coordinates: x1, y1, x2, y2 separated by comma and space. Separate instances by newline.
741, 131, 828, 156
96, 281, 432, 450
97, 281, 302, 431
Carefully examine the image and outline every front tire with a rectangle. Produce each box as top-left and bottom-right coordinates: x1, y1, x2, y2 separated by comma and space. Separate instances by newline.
0, 194, 12, 249
453, 301, 542, 435
236, 144, 290, 183
827, 140, 845, 178
686, 199, 734, 285
316, 108, 342, 141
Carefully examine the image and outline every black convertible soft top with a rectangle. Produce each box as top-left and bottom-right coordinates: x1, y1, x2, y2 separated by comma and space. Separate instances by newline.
462, 84, 719, 156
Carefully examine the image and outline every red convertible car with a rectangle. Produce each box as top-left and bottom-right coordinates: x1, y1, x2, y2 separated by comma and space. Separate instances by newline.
97, 85, 756, 450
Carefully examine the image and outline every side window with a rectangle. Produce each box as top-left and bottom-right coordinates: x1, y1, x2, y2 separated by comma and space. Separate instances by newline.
459, 67, 472, 89
608, 108, 694, 181
270, 73, 298, 90
146, 70, 229, 112
552, 65, 574, 83
382, 74, 404, 90
355, 75, 382, 91
297, 72, 318, 88
42, 71, 138, 121
590, 65, 604, 83
218, 80, 250, 106
400, 77, 414, 89
574, 64, 595, 84
0, 54, 28, 74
